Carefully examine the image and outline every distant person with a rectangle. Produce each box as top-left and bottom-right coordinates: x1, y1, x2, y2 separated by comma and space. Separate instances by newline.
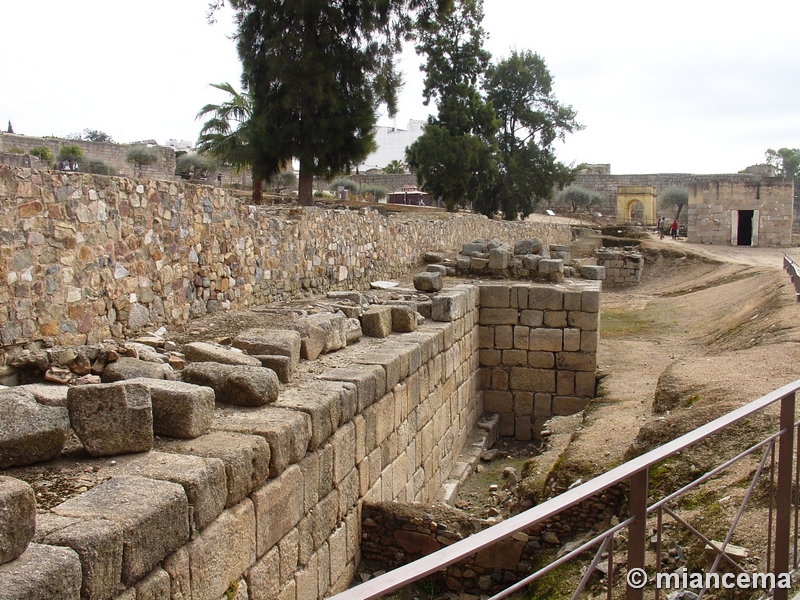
670, 219, 679, 239
657, 216, 665, 239
216, 173, 222, 186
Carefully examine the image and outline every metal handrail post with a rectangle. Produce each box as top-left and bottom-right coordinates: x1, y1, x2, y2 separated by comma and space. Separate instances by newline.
627, 469, 648, 600
773, 392, 795, 600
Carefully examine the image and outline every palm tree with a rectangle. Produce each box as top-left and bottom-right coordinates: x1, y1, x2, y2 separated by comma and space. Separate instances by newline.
196, 83, 264, 204
383, 159, 406, 174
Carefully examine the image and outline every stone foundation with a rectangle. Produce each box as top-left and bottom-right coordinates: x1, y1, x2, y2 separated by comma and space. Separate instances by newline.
594, 249, 642, 288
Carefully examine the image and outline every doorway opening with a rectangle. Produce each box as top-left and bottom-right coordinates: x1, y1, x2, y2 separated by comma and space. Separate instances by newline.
737, 210, 754, 246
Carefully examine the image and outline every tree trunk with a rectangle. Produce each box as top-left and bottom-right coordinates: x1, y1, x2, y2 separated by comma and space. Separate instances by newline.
252, 177, 263, 205
675, 203, 683, 221
298, 163, 314, 206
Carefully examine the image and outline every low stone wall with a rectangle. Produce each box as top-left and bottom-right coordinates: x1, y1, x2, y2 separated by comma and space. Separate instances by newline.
0, 284, 483, 600
478, 282, 599, 440
0, 166, 571, 362
594, 249, 642, 288
361, 486, 623, 596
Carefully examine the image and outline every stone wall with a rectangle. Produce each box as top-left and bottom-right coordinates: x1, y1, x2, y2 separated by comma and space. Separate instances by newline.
686, 176, 794, 247
0, 133, 176, 181
575, 172, 696, 216
0, 166, 572, 359
478, 282, 599, 440
594, 249, 643, 288
0, 284, 483, 599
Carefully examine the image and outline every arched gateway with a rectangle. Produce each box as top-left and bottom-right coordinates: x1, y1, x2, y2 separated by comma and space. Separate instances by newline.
616, 186, 657, 225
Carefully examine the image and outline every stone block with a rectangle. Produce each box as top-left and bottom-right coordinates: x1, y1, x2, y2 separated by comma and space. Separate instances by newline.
127, 378, 214, 439
483, 391, 512, 413
232, 329, 301, 369
182, 362, 279, 407
135, 568, 170, 600
276, 385, 341, 451
582, 289, 601, 313
345, 317, 363, 345
488, 249, 511, 270
162, 547, 191, 600
113, 451, 226, 532
494, 325, 513, 349
514, 238, 542, 255
519, 309, 543, 327
413, 272, 442, 292
156, 432, 269, 508
509, 368, 556, 393
528, 351, 555, 369
354, 351, 402, 394
478, 325, 494, 348
556, 352, 597, 372
543, 311, 567, 328
294, 313, 348, 356
0, 543, 82, 600
213, 406, 310, 477
253, 355, 293, 383
316, 380, 358, 426
246, 547, 280, 600
20, 383, 69, 407
479, 349, 501, 367
538, 259, 564, 275
0, 388, 69, 468
361, 307, 392, 338
521, 254, 541, 271
502, 349, 527, 366
182, 342, 263, 367
563, 289, 583, 311
528, 328, 562, 352
470, 257, 488, 271
101, 358, 172, 383
567, 311, 599, 331
462, 240, 487, 255
67, 381, 153, 457
431, 294, 463, 322
426, 264, 447, 276
319, 365, 385, 411
513, 326, 530, 350
581, 265, 606, 280
391, 305, 418, 333
479, 308, 518, 325
478, 285, 510, 308
528, 286, 564, 310
563, 328, 581, 352
251, 465, 303, 557
0, 477, 36, 565
575, 372, 596, 398
53, 477, 189, 586
581, 330, 599, 353
188, 499, 256, 600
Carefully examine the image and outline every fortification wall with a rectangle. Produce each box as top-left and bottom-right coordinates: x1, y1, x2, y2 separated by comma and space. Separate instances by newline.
0, 133, 176, 181
0, 166, 572, 360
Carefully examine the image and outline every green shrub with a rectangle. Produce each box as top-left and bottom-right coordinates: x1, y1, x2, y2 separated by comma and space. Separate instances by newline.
8, 147, 25, 154
361, 185, 387, 201
57, 144, 84, 162
83, 158, 113, 175
176, 154, 214, 179
329, 177, 358, 193
29, 146, 54, 163
126, 146, 159, 177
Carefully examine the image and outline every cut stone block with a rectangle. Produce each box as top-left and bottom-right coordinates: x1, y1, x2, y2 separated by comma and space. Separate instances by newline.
101, 357, 173, 383
182, 362, 279, 407
250, 465, 303, 558
318, 365, 385, 412
0, 476, 36, 565
514, 238, 543, 255
0, 388, 69, 468
36, 517, 123, 600
67, 381, 153, 457
155, 432, 269, 508
20, 383, 69, 407
126, 378, 214, 439
413, 272, 442, 293
426, 264, 447, 276
253, 355, 293, 383
53, 477, 189, 586
422, 251, 446, 264
461, 240, 487, 255
470, 257, 489, 271
294, 313, 347, 357
361, 307, 392, 338
135, 568, 170, 600
326, 291, 363, 305
488, 248, 511, 270
276, 386, 341, 451
345, 318, 363, 345
521, 254, 541, 271
0, 543, 82, 600
232, 329, 301, 370
390, 305, 418, 333
431, 294, 463, 322
213, 407, 311, 477
581, 265, 606, 280
538, 259, 564, 274
182, 342, 262, 367
114, 451, 226, 532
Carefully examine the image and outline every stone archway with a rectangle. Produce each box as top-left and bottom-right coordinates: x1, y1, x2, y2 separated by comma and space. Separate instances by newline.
616, 186, 657, 225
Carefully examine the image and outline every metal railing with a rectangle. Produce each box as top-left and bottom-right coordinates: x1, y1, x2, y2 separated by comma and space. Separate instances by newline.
783, 254, 800, 300
330, 379, 800, 600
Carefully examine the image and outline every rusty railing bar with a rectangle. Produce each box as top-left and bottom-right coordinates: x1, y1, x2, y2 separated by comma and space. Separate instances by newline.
648, 432, 781, 512
328, 381, 800, 600
793, 422, 800, 569
606, 532, 614, 600
768, 438, 777, 574
655, 506, 663, 600
488, 517, 636, 600
627, 469, 648, 600
570, 535, 612, 600
772, 391, 795, 600
662, 506, 748, 574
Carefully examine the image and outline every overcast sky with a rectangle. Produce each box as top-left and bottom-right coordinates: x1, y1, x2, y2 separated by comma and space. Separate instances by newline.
2, 1, 798, 175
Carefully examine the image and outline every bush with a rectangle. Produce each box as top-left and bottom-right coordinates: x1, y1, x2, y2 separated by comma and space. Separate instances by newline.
176, 154, 214, 179
8, 147, 24, 154
126, 146, 159, 176
329, 177, 358, 193
270, 170, 297, 194
361, 185, 387, 201
83, 158, 113, 175
29, 146, 54, 164
57, 144, 84, 162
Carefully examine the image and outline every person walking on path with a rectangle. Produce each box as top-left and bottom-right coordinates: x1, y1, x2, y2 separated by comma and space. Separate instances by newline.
658, 217, 665, 239
670, 219, 679, 239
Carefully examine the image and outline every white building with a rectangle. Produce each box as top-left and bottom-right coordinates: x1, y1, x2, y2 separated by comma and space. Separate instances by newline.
359, 120, 425, 171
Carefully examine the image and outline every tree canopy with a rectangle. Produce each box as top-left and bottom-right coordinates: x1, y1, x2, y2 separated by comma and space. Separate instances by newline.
475, 50, 582, 220
217, 0, 434, 205
405, 0, 498, 212
555, 185, 603, 213
82, 129, 114, 143
659, 186, 689, 220
766, 147, 800, 209
126, 146, 158, 177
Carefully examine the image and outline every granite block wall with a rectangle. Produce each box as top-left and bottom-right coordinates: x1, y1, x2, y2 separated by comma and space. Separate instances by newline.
477, 282, 600, 441
594, 249, 642, 288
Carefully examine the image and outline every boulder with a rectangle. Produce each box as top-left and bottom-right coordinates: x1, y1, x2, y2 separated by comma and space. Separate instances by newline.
0, 543, 82, 599
253, 355, 293, 383
67, 381, 153, 457
126, 378, 215, 439
486, 238, 505, 251
0, 477, 36, 565
521, 254, 541, 271
20, 383, 69, 407
101, 357, 174, 383
488, 248, 511, 270
182, 362, 279, 407
345, 318, 363, 345
294, 313, 348, 358
461, 240, 487, 255
182, 342, 262, 367
391, 305, 418, 333
232, 329, 301, 370
361, 306, 392, 338
514, 238, 543, 255
422, 251, 446, 264
426, 264, 447, 275
0, 388, 70, 468
413, 272, 443, 292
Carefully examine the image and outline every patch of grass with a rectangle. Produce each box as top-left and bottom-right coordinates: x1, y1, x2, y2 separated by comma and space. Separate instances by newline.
600, 304, 679, 338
